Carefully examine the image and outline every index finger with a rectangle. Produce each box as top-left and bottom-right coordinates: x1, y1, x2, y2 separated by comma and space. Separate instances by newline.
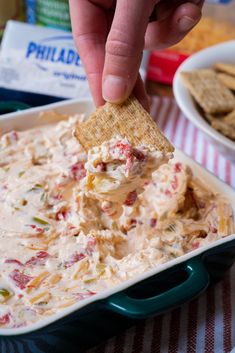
69, 0, 110, 106
102, 0, 156, 103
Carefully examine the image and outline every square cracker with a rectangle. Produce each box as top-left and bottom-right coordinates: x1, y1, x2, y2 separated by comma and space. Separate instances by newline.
205, 107, 235, 122
210, 109, 235, 141
215, 62, 235, 77
211, 119, 235, 141
75, 95, 174, 153
224, 109, 235, 125
205, 112, 225, 123
181, 69, 235, 114
217, 73, 235, 91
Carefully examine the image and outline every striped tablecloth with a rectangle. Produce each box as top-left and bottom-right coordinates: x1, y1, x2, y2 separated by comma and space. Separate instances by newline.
88, 96, 235, 353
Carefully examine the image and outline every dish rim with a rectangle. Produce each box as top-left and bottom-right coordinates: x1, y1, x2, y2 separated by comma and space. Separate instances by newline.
0, 98, 235, 336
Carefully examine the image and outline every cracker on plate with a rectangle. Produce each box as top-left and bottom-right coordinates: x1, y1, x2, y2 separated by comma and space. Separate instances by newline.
217, 73, 235, 91
215, 62, 235, 77
205, 113, 225, 123
224, 109, 235, 126
75, 95, 174, 153
181, 69, 235, 114
211, 119, 235, 141
211, 109, 235, 141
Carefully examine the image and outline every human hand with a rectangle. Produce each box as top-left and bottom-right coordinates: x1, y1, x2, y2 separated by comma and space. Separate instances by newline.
69, 0, 203, 109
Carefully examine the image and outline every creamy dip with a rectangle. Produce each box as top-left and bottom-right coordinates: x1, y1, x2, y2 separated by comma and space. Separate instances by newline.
84, 137, 172, 218
0, 113, 234, 328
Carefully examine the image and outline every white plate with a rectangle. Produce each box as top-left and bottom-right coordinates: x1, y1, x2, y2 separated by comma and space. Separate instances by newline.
173, 40, 235, 162
0, 98, 235, 336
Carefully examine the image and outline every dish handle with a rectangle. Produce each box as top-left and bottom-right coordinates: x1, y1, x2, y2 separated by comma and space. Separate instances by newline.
0, 101, 30, 115
105, 257, 209, 319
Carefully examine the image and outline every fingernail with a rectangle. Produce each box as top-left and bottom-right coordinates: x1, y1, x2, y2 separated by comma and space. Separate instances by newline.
178, 16, 197, 32
103, 75, 127, 103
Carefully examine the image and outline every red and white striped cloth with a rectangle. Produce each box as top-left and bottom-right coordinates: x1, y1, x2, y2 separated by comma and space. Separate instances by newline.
88, 96, 235, 353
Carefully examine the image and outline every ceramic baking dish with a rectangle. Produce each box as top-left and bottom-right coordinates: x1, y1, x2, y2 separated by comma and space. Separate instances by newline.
0, 99, 235, 353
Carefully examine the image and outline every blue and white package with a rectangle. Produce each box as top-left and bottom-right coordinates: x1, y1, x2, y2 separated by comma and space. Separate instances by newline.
0, 21, 91, 99
206, 0, 233, 3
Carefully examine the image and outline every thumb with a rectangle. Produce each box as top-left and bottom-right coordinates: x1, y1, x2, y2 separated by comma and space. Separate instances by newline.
102, 0, 155, 103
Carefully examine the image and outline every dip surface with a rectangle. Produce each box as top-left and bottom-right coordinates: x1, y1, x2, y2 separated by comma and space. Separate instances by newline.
0, 113, 234, 328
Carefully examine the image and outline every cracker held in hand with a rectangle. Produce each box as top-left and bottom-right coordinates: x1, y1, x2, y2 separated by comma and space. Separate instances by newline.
181, 69, 235, 114
75, 96, 174, 153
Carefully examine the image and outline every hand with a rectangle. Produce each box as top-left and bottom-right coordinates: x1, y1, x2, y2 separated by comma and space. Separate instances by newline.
69, 0, 203, 109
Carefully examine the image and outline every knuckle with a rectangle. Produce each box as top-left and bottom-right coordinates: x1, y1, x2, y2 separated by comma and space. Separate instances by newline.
73, 31, 104, 48
105, 39, 135, 58
106, 29, 143, 59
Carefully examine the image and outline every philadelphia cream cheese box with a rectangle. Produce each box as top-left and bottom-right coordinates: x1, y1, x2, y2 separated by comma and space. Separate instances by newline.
0, 20, 91, 99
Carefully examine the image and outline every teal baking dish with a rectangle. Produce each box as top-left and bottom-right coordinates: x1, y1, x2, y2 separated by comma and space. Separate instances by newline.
0, 101, 30, 115
0, 99, 235, 353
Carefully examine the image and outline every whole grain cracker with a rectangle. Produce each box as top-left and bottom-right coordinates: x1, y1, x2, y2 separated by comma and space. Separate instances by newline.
211, 119, 235, 141
205, 109, 235, 141
217, 73, 235, 91
224, 109, 235, 126
205, 113, 225, 123
75, 95, 174, 153
181, 69, 235, 114
215, 62, 235, 77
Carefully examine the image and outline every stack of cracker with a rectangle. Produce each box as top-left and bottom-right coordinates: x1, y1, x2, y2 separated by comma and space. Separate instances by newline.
181, 64, 235, 141
75, 95, 174, 153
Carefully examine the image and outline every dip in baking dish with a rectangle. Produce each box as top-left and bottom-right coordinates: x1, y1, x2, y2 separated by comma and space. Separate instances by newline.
0, 113, 234, 328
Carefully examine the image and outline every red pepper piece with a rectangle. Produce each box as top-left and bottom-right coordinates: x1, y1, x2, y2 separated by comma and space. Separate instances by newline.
174, 163, 182, 173
64, 252, 86, 268
25, 251, 49, 266
70, 162, 86, 181
5, 259, 24, 267
10, 131, 19, 142
192, 242, 200, 250
86, 238, 96, 255
130, 219, 137, 227
165, 189, 172, 196
76, 291, 96, 300
9, 269, 33, 289
171, 175, 178, 190
124, 191, 137, 206
27, 224, 44, 233
96, 162, 107, 172
132, 148, 145, 161
0, 313, 10, 325
56, 209, 69, 221
150, 218, 157, 228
